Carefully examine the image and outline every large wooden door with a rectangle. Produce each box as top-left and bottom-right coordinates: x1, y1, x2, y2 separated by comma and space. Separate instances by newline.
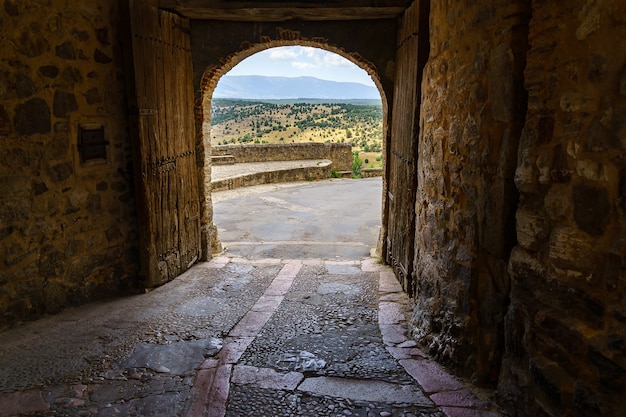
127, 0, 201, 287
385, 1, 428, 296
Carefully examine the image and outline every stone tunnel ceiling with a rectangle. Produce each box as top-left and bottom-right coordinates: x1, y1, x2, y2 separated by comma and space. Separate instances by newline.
159, 0, 412, 21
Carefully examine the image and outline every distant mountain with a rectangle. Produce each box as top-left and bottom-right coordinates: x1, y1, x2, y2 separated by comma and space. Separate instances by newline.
212, 75, 379, 100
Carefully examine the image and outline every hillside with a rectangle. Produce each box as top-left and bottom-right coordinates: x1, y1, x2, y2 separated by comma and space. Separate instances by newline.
213, 75, 380, 100
209, 99, 384, 167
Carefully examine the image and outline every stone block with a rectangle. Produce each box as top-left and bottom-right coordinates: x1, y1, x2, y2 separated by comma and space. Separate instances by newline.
45, 134, 69, 160
0, 105, 10, 136
14, 98, 51, 135
560, 90, 598, 113
61, 67, 83, 85
529, 359, 565, 408
53, 91, 78, 117
0, 199, 30, 223
430, 389, 485, 408
18, 30, 50, 58
399, 359, 463, 393
516, 208, 547, 250
588, 346, 626, 391
231, 365, 303, 391
298, 376, 432, 405
572, 185, 610, 236
55, 41, 76, 60
39, 65, 59, 78
549, 226, 595, 270
0, 390, 49, 416
534, 312, 586, 358
573, 383, 603, 417
47, 162, 73, 182
0, 175, 30, 197
15, 74, 36, 98
544, 184, 571, 220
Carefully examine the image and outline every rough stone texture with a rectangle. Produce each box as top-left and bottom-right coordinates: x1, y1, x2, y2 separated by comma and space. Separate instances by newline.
501, 1, 626, 416
410, 0, 529, 386
0, 0, 138, 331
1, 1, 625, 416
14, 98, 51, 135
213, 142, 352, 172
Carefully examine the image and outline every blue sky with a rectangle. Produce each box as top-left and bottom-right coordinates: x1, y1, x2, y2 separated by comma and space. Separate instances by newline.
225, 46, 375, 86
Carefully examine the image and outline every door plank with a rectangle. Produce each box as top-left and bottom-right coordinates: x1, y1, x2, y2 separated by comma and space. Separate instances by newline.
129, 0, 201, 287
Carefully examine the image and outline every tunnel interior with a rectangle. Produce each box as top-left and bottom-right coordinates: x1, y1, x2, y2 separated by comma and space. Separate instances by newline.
1, 1, 624, 416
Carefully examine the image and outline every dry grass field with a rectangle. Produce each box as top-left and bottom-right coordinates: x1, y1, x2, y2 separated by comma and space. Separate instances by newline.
209, 99, 384, 168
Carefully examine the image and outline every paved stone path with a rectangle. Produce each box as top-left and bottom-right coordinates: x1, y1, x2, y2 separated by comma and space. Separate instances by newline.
0, 180, 503, 416
0, 255, 501, 417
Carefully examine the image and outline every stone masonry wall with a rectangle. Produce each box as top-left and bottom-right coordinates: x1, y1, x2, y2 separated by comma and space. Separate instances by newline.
410, 0, 530, 385
212, 142, 353, 172
0, 0, 138, 330
501, 1, 626, 416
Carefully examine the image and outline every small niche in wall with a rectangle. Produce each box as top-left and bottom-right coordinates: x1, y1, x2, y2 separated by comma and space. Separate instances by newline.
77, 123, 109, 166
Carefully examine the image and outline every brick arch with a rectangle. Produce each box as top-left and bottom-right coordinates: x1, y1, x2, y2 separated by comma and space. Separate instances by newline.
195, 35, 390, 258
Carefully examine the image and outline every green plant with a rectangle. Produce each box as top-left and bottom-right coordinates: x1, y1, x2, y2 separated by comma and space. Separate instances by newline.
352, 153, 362, 178
331, 169, 341, 178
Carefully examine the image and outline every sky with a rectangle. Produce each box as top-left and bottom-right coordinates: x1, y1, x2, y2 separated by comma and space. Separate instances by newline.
224, 46, 375, 86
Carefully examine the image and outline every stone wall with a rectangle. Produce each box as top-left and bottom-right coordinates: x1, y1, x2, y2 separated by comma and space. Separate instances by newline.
212, 142, 353, 171
410, 0, 529, 385
501, 1, 626, 416
0, 0, 138, 330
211, 160, 332, 192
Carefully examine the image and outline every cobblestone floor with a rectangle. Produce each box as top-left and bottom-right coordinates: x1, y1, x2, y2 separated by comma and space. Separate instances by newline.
0, 255, 503, 417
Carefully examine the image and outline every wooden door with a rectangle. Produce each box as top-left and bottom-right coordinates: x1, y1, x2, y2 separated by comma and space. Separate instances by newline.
385, 1, 428, 296
127, 0, 201, 287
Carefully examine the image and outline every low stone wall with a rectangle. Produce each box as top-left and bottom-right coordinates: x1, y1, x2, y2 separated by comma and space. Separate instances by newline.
213, 143, 352, 172
212, 161, 332, 192
361, 168, 383, 178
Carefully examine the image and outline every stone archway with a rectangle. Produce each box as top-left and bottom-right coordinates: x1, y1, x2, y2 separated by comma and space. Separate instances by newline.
193, 33, 392, 259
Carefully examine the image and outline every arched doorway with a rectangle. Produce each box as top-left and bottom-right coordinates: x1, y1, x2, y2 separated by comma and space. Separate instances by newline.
195, 41, 391, 260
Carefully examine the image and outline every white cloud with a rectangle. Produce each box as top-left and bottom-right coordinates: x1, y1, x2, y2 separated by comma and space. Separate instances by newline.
303, 47, 319, 59
268, 48, 300, 60
322, 53, 352, 67
265, 47, 352, 69
292, 61, 316, 69
227, 45, 375, 85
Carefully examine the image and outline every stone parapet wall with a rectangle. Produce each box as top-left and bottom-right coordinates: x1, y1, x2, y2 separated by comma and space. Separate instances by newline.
0, 0, 138, 330
212, 161, 332, 192
360, 168, 383, 178
212, 143, 353, 172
